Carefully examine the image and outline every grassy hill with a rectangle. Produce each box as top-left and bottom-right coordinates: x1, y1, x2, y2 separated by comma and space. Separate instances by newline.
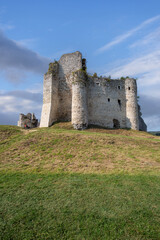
0, 123, 160, 239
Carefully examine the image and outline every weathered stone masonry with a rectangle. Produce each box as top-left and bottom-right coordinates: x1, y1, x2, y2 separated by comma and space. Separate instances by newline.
18, 113, 38, 128
40, 51, 147, 131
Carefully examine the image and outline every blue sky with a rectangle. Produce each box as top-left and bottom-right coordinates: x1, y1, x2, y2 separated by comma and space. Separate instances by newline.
0, 0, 160, 130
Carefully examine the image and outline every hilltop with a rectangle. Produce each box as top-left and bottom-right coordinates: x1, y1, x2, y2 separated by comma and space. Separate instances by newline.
0, 123, 159, 174
0, 124, 160, 239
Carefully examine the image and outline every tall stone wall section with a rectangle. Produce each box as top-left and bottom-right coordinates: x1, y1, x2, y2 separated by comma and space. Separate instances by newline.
40, 52, 82, 127
58, 51, 82, 121
40, 67, 59, 127
87, 77, 139, 130
87, 78, 127, 128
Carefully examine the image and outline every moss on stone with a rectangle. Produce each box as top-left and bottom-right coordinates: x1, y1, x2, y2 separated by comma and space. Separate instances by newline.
46, 61, 59, 75
72, 69, 89, 85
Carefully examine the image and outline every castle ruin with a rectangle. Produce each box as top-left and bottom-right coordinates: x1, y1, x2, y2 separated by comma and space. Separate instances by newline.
40, 51, 147, 131
18, 113, 38, 128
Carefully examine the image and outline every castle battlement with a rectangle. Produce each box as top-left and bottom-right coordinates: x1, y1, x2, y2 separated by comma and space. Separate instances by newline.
40, 51, 147, 131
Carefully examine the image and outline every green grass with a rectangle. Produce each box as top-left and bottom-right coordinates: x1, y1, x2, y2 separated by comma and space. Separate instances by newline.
0, 123, 160, 239
1, 172, 160, 240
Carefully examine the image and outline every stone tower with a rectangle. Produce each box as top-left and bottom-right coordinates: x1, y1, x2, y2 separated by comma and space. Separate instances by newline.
40, 62, 59, 127
40, 51, 147, 131
40, 51, 82, 127
72, 70, 88, 130
125, 78, 139, 130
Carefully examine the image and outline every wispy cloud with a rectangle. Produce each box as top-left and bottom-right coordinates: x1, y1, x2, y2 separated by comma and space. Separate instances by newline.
130, 27, 160, 48
15, 38, 37, 48
107, 50, 160, 80
105, 48, 160, 130
0, 89, 43, 125
99, 20, 160, 131
0, 29, 50, 83
96, 15, 160, 54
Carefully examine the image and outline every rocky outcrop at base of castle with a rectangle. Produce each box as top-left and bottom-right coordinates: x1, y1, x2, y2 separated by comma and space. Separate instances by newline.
17, 113, 38, 129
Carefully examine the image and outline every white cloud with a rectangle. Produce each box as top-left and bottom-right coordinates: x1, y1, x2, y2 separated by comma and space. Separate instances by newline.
14, 38, 37, 48
0, 96, 40, 113
96, 15, 160, 54
130, 27, 160, 48
99, 22, 160, 131
0, 29, 50, 83
26, 83, 43, 94
0, 89, 43, 125
107, 50, 160, 86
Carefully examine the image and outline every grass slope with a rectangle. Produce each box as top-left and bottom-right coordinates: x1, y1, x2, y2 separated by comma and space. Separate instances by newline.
0, 123, 160, 239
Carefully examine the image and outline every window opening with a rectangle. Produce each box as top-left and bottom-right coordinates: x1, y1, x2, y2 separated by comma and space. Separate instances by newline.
128, 87, 130, 90
118, 99, 121, 106
82, 58, 86, 71
108, 98, 110, 102
118, 86, 121, 90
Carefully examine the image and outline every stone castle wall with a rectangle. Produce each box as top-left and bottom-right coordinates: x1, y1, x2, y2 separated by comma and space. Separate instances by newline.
40, 51, 146, 131
57, 51, 82, 121
87, 77, 127, 129
40, 52, 82, 127
40, 67, 59, 127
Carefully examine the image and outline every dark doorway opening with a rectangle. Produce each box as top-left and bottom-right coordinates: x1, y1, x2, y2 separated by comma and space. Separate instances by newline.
113, 119, 120, 129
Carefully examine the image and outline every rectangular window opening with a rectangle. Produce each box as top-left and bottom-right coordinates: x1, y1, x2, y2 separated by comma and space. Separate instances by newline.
118, 99, 121, 106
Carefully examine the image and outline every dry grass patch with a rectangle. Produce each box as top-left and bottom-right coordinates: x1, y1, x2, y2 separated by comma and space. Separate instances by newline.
1, 124, 160, 239
0, 124, 160, 174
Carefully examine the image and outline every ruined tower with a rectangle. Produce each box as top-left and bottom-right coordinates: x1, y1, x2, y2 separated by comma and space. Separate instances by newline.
40, 51, 82, 127
125, 78, 139, 130
72, 70, 88, 130
40, 62, 59, 127
40, 51, 147, 131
